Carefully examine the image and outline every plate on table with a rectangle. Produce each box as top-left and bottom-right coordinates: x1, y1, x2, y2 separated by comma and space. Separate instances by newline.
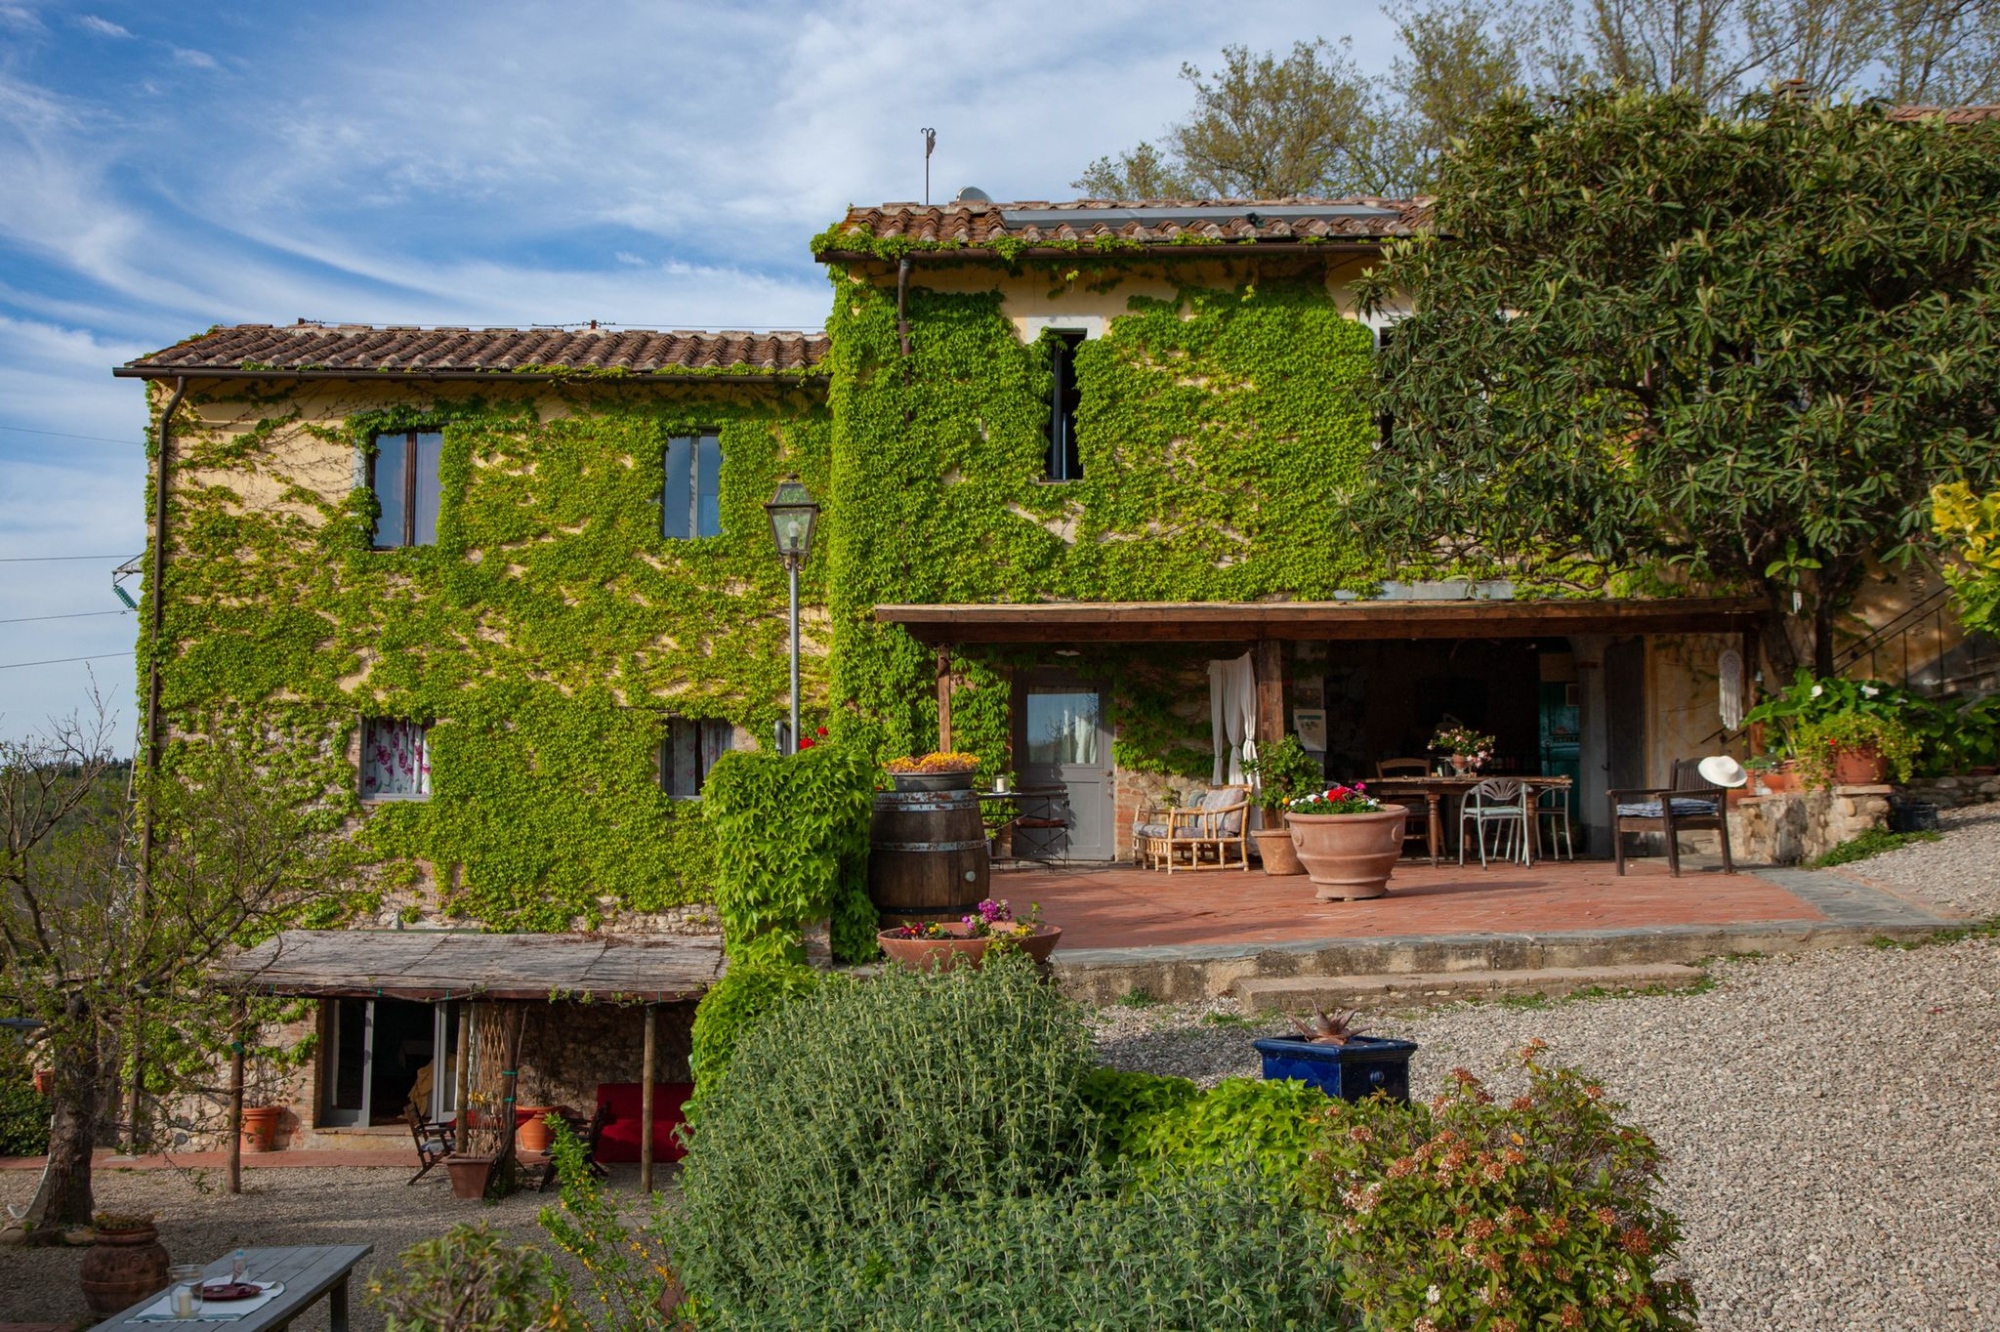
197, 1282, 265, 1301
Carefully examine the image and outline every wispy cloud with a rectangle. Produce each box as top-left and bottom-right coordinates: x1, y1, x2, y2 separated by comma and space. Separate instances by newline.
170, 46, 216, 70
75, 14, 131, 39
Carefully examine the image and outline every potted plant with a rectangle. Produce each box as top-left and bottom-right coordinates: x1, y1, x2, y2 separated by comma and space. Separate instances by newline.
78, 1212, 170, 1316
1285, 783, 1407, 900
877, 899, 1061, 971
1251, 1008, 1418, 1104
1794, 712, 1919, 788
445, 1093, 501, 1199
240, 1098, 284, 1153
1243, 735, 1324, 876
515, 1105, 559, 1154
885, 751, 982, 793
1429, 724, 1496, 775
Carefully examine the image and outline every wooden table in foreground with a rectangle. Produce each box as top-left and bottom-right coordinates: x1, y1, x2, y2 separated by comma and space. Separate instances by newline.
91, 1244, 373, 1332
1369, 775, 1574, 866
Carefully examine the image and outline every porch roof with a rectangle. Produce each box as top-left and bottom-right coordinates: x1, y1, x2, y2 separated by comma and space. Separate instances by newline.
876, 596, 1764, 645
217, 929, 723, 1003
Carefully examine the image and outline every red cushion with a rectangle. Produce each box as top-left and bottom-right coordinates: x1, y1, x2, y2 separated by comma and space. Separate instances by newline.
593, 1083, 693, 1163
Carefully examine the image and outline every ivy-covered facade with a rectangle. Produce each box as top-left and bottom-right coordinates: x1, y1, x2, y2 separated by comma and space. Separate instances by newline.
122, 200, 1757, 931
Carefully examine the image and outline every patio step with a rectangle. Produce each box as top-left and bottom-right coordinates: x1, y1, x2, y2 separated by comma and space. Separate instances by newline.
1233, 963, 1705, 1012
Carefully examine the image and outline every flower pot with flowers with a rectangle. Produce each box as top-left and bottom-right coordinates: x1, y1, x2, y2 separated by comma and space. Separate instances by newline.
884, 751, 983, 793
1243, 735, 1325, 876
877, 898, 1061, 971
1286, 783, 1407, 900
1429, 724, 1496, 776
1742, 672, 1925, 789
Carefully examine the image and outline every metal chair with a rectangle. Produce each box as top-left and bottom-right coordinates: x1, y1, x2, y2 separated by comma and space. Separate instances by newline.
1535, 782, 1575, 861
1376, 757, 1431, 777
1608, 759, 1735, 877
1459, 778, 1530, 868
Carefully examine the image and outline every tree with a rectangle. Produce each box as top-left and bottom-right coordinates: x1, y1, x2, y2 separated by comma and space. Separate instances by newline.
1876, 0, 2000, 104
1932, 482, 2000, 636
1072, 40, 1394, 199
0, 703, 356, 1234
1349, 91, 2000, 675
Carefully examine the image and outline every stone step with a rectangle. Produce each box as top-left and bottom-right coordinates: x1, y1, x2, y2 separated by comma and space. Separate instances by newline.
1233, 963, 1706, 1012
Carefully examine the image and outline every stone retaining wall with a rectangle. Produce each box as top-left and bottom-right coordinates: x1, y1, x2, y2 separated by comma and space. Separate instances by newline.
1727, 786, 1893, 866
1896, 774, 2000, 810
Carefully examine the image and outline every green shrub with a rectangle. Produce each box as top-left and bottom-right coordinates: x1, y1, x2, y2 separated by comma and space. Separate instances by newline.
1124, 1077, 1332, 1185
685, 958, 820, 1116
691, 1165, 1343, 1330
667, 952, 1099, 1316
0, 1037, 48, 1157
369, 1223, 574, 1332
1078, 1067, 1199, 1158
537, 1120, 675, 1331
701, 740, 877, 965
1313, 1044, 1698, 1332
1809, 828, 1941, 868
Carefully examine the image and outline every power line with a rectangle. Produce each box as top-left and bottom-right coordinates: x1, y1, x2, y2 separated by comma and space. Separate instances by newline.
0, 610, 133, 625
0, 555, 134, 563
0, 653, 130, 671
0, 424, 140, 446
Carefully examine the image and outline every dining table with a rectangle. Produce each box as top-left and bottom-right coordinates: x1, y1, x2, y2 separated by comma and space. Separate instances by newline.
1367, 774, 1574, 866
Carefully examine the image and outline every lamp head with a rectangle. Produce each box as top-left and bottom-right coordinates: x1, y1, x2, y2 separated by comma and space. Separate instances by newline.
764, 477, 819, 562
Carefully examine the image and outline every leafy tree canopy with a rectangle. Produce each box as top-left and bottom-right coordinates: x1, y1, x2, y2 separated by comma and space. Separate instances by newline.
1349, 90, 2000, 672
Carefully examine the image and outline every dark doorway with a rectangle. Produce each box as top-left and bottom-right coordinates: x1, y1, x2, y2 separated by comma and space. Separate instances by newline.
319, 997, 439, 1127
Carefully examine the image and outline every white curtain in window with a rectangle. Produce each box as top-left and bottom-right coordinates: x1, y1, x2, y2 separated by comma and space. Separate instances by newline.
363, 719, 430, 797
1207, 653, 1257, 786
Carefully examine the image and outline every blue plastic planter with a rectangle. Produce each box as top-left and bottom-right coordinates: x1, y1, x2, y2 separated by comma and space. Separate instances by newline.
1252, 1035, 1417, 1104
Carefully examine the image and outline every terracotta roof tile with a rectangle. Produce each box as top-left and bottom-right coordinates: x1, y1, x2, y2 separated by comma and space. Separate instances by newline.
817, 197, 1429, 258
121, 324, 830, 379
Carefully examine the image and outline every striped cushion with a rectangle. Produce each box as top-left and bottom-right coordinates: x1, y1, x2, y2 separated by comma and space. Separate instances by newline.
1616, 797, 1719, 818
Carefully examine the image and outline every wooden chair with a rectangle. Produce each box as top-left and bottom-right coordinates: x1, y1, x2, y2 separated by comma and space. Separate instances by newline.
1376, 757, 1431, 777
1608, 759, 1735, 877
1459, 778, 1530, 868
1134, 785, 1250, 872
1534, 781, 1576, 861
403, 1104, 454, 1185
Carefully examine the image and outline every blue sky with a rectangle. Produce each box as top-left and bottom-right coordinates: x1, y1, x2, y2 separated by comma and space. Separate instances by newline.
0, 0, 1402, 745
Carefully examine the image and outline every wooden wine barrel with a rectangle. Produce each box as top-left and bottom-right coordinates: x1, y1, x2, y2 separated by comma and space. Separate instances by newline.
868, 786, 990, 928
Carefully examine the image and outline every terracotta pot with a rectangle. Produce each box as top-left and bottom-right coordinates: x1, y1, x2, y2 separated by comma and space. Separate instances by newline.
446, 1153, 496, 1200
79, 1223, 171, 1316
1286, 809, 1407, 900
1252, 826, 1305, 876
239, 1105, 282, 1153
31, 1068, 52, 1097
1757, 763, 1801, 794
876, 924, 1062, 971
1832, 746, 1891, 786
516, 1110, 554, 1154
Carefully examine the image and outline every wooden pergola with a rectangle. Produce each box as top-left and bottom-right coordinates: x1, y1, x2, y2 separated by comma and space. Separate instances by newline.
218, 930, 724, 1193
876, 596, 1765, 748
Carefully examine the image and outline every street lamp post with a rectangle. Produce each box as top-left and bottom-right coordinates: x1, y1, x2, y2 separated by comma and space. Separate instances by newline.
764, 477, 820, 754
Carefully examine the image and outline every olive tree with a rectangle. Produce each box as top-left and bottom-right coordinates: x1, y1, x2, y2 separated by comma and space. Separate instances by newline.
1352, 91, 2000, 673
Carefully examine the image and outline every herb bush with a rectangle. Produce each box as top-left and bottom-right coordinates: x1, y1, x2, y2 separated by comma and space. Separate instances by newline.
685, 958, 820, 1115
700, 740, 877, 965
1081, 1068, 1328, 1185
667, 952, 1101, 1319
1312, 1044, 1698, 1332
0, 1036, 49, 1157
698, 1164, 1342, 1331
370, 1223, 576, 1332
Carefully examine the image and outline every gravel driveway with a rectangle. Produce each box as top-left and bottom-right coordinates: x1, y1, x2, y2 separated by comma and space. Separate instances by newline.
1092, 816, 2000, 1331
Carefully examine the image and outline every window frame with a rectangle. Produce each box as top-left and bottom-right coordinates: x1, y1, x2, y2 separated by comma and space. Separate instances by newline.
659, 716, 733, 799
662, 431, 725, 540
369, 429, 443, 549
1043, 332, 1086, 483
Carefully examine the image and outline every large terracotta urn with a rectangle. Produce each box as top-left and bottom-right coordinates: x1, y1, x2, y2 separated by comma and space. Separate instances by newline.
79, 1221, 171, 1316
240, 1104, 282, 1153
1287, 810, 1407, 900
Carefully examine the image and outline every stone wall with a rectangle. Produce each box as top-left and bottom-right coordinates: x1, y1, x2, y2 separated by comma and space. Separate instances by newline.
1896, 774, 2000, 810
1727, 785, 1894, 865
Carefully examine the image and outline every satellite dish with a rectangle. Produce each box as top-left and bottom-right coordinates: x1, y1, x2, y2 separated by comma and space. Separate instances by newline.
953, 186, 992, 204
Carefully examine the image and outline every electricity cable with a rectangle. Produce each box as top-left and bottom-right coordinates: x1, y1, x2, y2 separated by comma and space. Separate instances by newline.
0, 555, 133, 562
0, 424, 139, 446
0, 610, 133, 624
0, 653, 130, 671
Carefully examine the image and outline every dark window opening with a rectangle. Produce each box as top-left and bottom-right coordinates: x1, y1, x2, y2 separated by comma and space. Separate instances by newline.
662, 717, 734, 798
1044, 332, 1085, 481
1373, 325, 1395, 450
664, 433, 724, 539
370, 431, 443, 548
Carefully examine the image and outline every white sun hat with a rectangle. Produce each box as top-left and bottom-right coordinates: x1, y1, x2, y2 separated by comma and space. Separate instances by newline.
1697, 755, 1749, 789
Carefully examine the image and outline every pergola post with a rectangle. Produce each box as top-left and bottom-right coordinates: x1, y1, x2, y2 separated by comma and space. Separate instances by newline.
1251, 639, 1287, 752
936, 646, 954, 751
639, 1004, 658, 1193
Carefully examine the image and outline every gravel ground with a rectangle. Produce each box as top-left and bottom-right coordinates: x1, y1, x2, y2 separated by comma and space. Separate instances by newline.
1093, 945, 2000, 1330
1844, 803, 2000, 919
0, 1164, 669, 1330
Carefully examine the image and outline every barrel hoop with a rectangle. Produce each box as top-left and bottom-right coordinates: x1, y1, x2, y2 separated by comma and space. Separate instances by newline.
872, 795, 979, 812
872, 839, 989, 853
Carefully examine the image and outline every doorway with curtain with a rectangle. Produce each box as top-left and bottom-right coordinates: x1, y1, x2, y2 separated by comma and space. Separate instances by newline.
319, 998, 461, 1127
1013, 674, 1116, 861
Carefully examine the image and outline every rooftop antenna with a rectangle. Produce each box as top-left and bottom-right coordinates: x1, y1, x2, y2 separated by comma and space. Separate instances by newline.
922, 127, 937, 205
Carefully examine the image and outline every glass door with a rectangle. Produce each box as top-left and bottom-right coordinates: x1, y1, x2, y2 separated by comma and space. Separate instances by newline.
1015, 682, 1116, 860
320, 998, 373, 1128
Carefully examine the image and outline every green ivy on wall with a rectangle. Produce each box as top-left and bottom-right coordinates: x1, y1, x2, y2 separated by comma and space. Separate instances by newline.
155, 381, 830, 930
